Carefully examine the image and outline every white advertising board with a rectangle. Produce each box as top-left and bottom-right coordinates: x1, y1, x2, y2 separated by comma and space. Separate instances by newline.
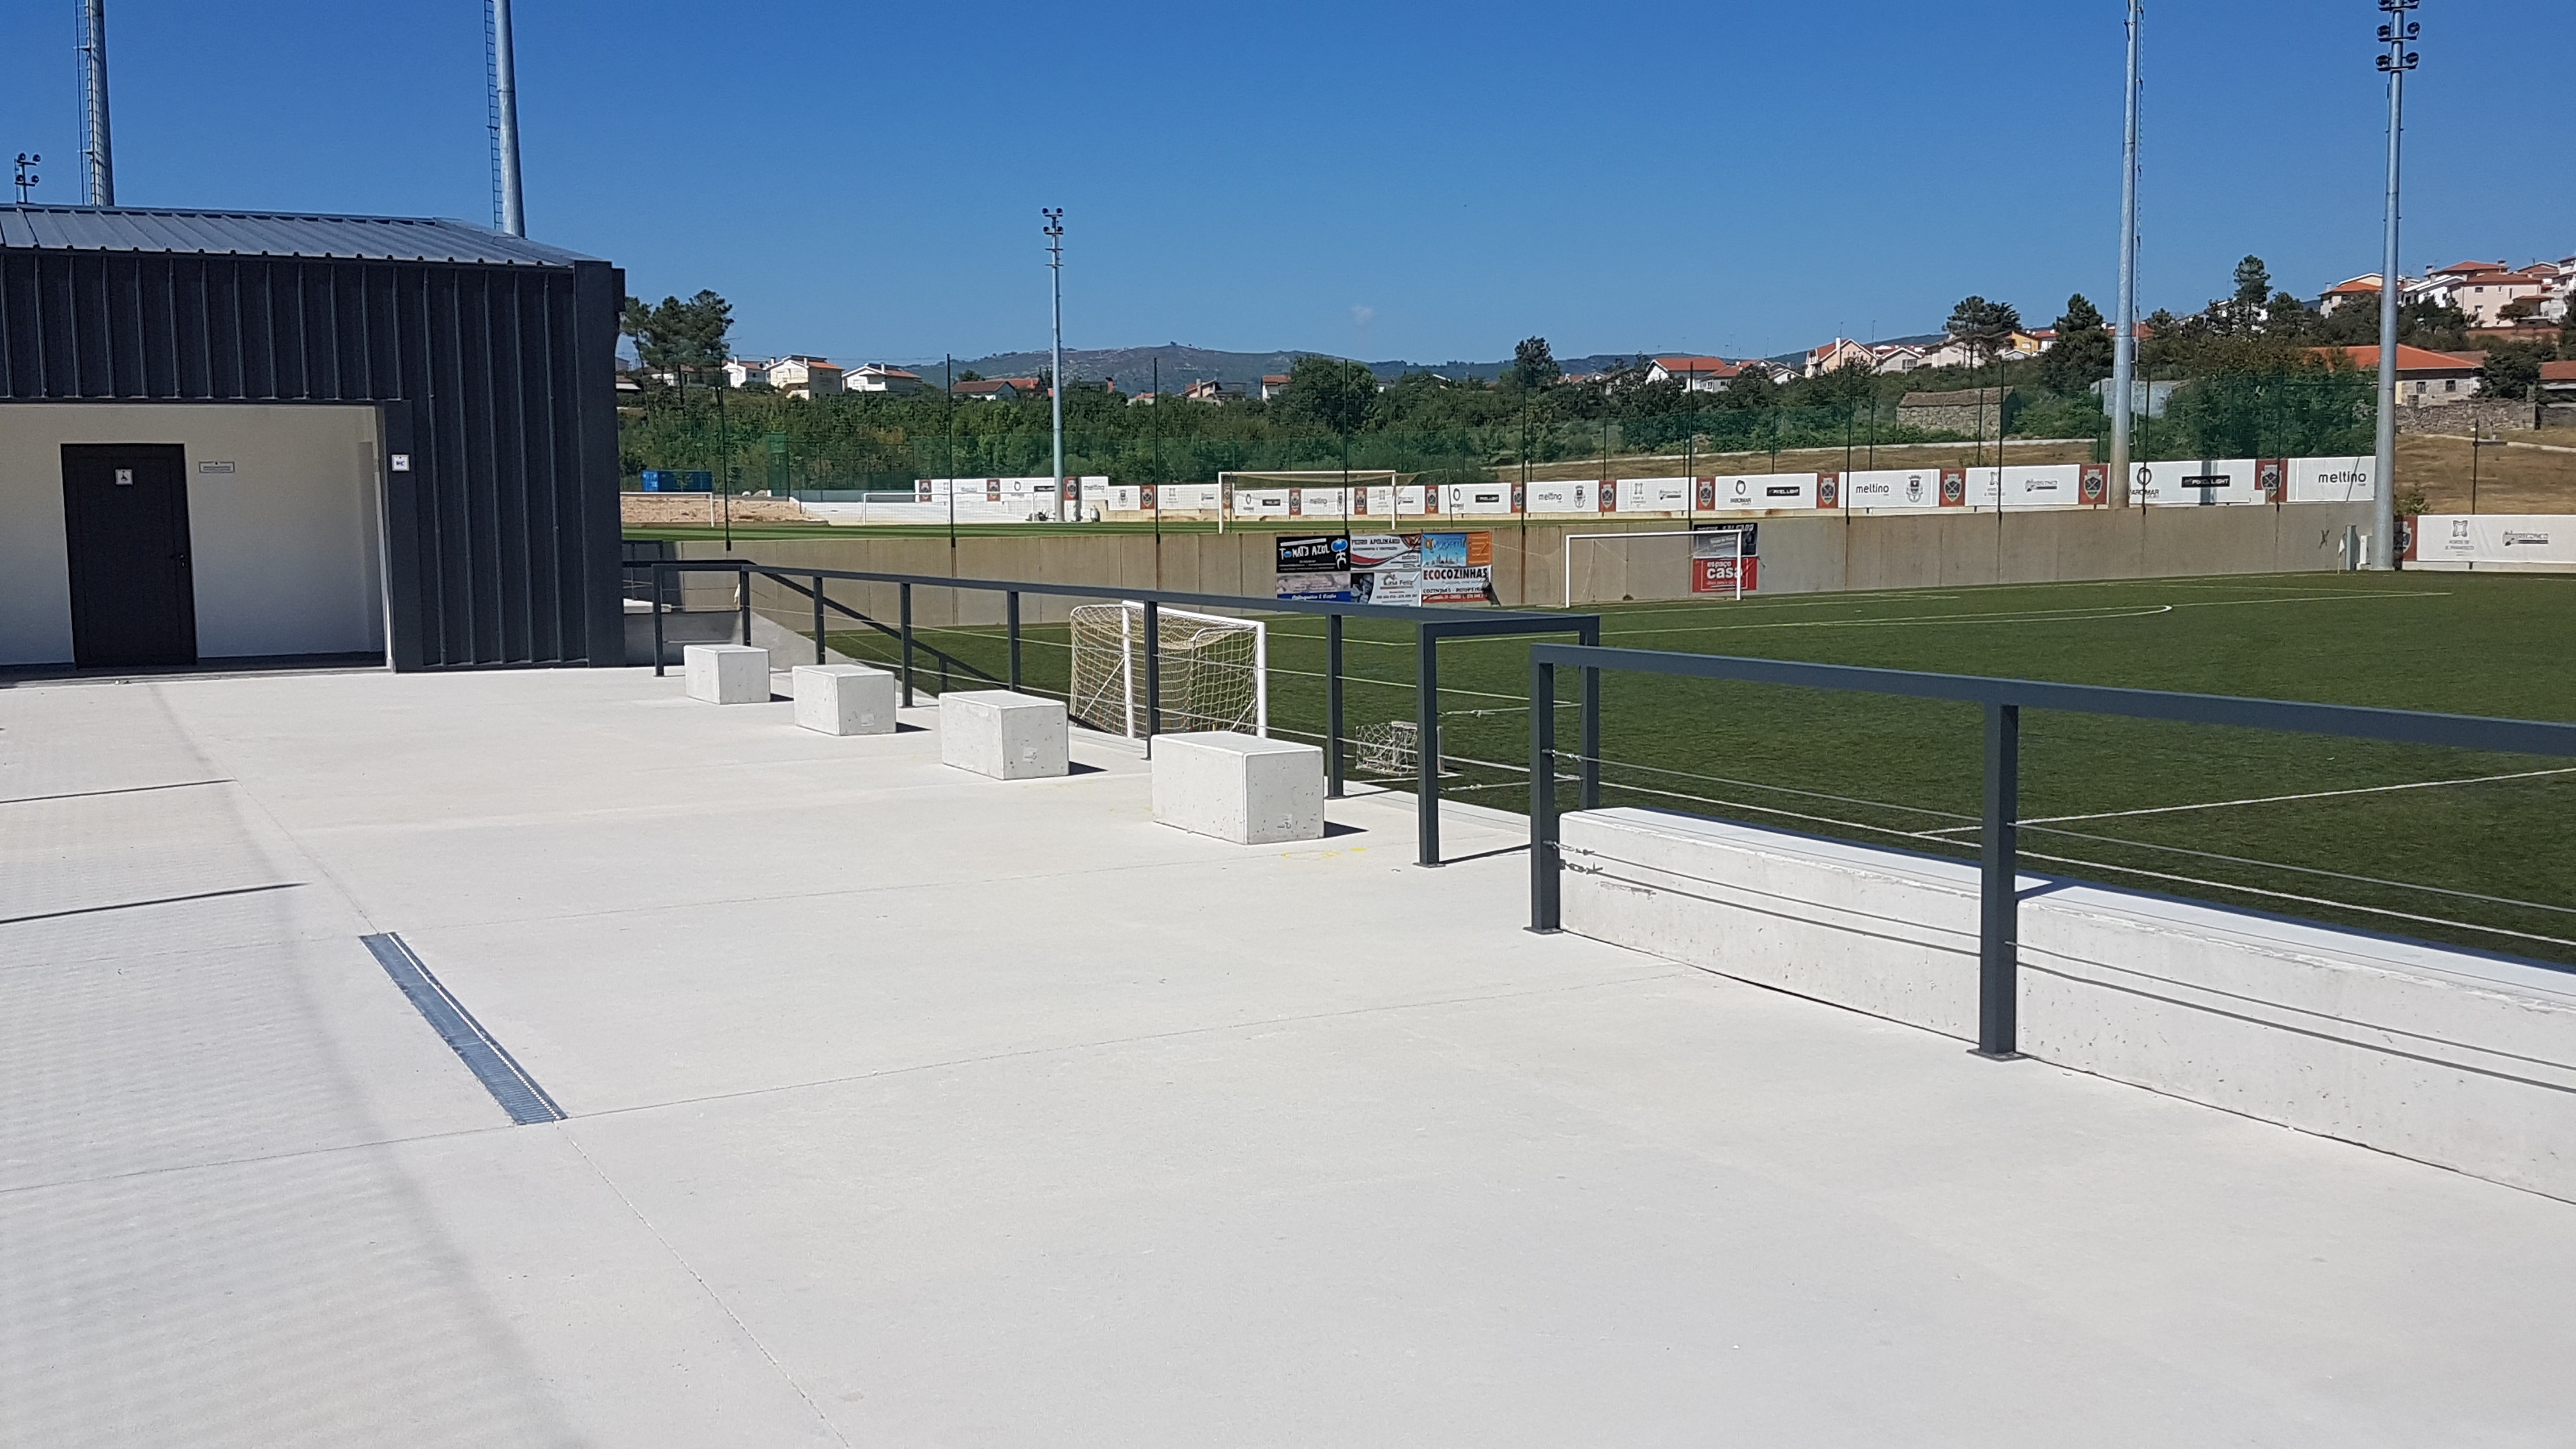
2409, 514, 2576, 571
2285, 456, 2376, 503
1956, 464, 2086, 508
2135, 459, 2265, 506
1706, 472, 1820, 512
1525, 481, 1596, 514
1616, 477, 1694, 513
1844, 468, 1947, 510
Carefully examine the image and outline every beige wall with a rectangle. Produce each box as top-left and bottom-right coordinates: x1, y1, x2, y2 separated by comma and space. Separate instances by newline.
673, 503, 2380, 631
0, 402, 386, 667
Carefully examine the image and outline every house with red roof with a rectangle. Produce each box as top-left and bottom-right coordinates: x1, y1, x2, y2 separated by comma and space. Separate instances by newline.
2317, 345, 2485, 404
1645, 355, 1743, 392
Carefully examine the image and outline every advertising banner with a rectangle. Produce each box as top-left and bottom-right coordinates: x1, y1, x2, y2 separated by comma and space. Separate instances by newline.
1844, 468, 1943, 510
2284, 456, 2377, 503
1275, 534, 1354, 601
1620, 477, 1693, 512
2405, 514, 2576, 571
2080, 463, 2108, 503
1705, 473, 1820, 511
1949, 464, 2087, 507
1817, 471, 1841, 509
1690, 522, 1760, 594
1308, 530, 1498, 604
1598, 480, 1618, 512
1526, 481, 1594, 514
2135, 459, 2264, 505
1940, 468, 1966, 506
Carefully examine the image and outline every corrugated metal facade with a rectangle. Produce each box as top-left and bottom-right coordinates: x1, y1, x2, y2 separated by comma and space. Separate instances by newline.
0, 208, 624, 670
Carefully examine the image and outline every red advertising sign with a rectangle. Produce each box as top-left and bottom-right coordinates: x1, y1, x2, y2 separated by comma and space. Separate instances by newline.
1695, 477, 1716, 510
1691, 557, 1760, 594
1510, 482, 1526, 514
1817, 471, 1840, 509
986, 478, 1002, 501
1598, 480, 1618, 513
1939, 468, 1967, 507
1140, 484, 1157, 510
2257, 458, 2286, 502
2078, 463, 2108, 504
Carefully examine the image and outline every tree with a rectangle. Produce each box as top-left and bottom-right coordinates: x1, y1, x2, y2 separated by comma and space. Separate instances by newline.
1277, 355, 1378, 435
1509, 336, 1561, 390
2038, 293, 2114, 393
2264, 290, 2318, 341
2478, 341, 2552, 400
619, 290, 733, 381
1945, 296, 2023, 365
2232, 256, 2272, 309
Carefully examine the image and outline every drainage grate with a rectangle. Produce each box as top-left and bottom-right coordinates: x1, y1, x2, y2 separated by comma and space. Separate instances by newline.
361, 932, 565, 1124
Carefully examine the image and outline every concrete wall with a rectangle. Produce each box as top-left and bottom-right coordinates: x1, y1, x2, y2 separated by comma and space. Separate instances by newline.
0, 402, 386, 666
681, 503, 2379, 622
1558, 808, 2576, 1200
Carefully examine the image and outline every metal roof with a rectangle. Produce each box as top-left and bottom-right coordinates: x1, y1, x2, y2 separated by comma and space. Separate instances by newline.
0, 205, 599, 267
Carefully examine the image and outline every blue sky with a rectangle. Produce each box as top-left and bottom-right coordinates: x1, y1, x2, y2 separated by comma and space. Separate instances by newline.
1, 2, 2564, 365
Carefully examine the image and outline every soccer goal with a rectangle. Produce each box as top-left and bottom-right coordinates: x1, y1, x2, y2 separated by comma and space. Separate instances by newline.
1068, 602, 1268, 739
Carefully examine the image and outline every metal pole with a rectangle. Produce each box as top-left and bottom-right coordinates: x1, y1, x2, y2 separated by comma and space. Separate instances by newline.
2372, 3, 2418, 570
946, 354, 956, 553
1044, 208, 1066, 523
737, 564, 751, 645
1142, 600, 1162, 748
2108, 0, 2141, 503
490, 0, 525, 236
78, 0, 113, 206
1415, 628, 1441, 867
1577, 620, 1602, 809
812, 573, 825, 663
1006, 592, 1022, 689
900, 582, 915, 706
1528, 656, 1560, 932
1975, 701, 2022, 1059
1326, 613, 1346, 798
651, 564, 667, 676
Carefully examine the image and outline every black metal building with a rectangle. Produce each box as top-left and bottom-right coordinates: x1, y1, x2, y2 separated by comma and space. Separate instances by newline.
0, 206, 624, 670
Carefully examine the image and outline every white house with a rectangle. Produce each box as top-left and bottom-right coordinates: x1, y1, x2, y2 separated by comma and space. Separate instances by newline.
1645, 355, 1741, 392
847, 364, 928, 395
1260, 373, 1292, 401
723, 358, 771, 388
766, 356, 844, 399
1803, 340, 1874, 378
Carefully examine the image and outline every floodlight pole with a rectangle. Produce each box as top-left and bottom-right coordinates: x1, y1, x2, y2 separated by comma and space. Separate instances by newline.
1044, 208, 1066, 523
2108, 0, 2142, 504
77, 0, 112, 206
489, 0, 525, 236
2370, 3, 2418, 570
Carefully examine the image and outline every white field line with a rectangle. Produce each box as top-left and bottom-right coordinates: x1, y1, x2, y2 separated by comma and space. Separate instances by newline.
1915, 766, 2576, 835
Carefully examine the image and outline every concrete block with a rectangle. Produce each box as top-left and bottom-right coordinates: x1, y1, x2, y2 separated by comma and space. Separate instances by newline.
684, 645, 770, 705
1151, 731, 1324, 845
793, 664, 896, 736
939, 689, 1067, 779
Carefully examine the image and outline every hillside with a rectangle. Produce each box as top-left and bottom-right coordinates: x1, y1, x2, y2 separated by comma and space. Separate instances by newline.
889, 344, 1717, 394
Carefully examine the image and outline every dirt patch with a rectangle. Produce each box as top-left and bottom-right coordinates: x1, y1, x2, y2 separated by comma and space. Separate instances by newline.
621, 493, 809, 525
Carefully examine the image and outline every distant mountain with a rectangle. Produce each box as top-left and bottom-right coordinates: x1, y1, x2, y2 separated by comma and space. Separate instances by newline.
888, 343, 1795, 394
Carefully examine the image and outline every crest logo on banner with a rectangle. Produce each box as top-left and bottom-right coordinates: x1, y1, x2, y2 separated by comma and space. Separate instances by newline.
986, 478, 1002, 501
2258, 459, 2285, 501
1598, 480, 1618, 512
1695, 477, 1716, 510
1939, 468, 1966, 506
1140, 484, 1156, 510
1817, 472, 1840, 508
1511, 482, 1525, 514
2078, 463, 2108, 503
1905, 473, 1926, 503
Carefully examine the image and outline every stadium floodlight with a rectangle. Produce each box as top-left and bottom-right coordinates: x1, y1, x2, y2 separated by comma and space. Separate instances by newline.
1043, 208, 1066, 522
2108, 0, 2143, 504
77, 0, 112, 206
2370, 1, 2418, 570
487, 0, 526, 236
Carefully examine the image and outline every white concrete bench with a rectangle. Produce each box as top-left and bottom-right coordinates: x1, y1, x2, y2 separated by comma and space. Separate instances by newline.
793, 664, 896, 736
1558, 806, 2576, 1201
939, 690, 1067, 779
1151, 730, 1324, 845
684, 644, 770, 705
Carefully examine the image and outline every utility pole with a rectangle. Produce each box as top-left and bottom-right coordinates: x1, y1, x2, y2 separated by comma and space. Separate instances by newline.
946, 354, 956, 553
489, 0, 526, 236
2109, 0, 2142, 504
2371, 1, 2418, 569
12, 154, 38, 205
1043, 208, 1066, 523
77, 0, 112, 206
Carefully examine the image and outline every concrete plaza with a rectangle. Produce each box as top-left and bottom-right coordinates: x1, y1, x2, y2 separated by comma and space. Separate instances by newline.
4, 663, 2572, 1447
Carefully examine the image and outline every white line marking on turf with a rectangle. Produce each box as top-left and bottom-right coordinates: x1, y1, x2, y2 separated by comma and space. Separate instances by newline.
1915, 766, 2576, 832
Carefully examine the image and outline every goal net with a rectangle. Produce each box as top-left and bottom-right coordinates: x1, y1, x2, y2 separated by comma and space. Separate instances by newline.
1068, 602, 1268, 739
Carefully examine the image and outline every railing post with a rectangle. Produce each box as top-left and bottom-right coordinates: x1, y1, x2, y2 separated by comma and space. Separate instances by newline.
1143, 599, 1162, 753
1006, 591, 1022, 689
812, 574, 826, 663
738, 564, 753, 646
1976, 699, 2022, 1059
1416, 625, 1441, 867
651, 563, 668, 677
1529, 656, 1560, 931
1578, 618, 1603, 810
1325, 613, 1345, 799
900, 582, 915, 707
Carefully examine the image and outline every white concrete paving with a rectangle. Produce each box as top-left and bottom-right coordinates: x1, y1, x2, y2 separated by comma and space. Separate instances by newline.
4, 664, 2574, 1447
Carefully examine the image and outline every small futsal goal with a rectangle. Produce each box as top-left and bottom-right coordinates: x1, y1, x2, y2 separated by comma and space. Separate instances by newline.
1068, 602, 1268, 739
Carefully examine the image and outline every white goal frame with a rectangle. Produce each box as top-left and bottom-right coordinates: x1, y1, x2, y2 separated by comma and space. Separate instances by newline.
1071, 601, 1268, 739
1563, 530, 1744, 608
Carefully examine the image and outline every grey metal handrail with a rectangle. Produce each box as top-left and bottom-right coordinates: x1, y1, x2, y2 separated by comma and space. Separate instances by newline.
641, 558, 1598, 866
1525, 642, 2576, 1058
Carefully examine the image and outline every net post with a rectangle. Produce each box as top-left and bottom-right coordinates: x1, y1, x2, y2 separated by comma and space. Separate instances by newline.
900, 583, 915, 707
1416, 625, 1440, 867
1143, 599, 1162, 750
1006, 592, 1022, 688
1529, 656, 1560, 932
1252, 618, 1269, 737
1975, 700, 2023, 1060
812, 574, 825, 663
1326, 613, 1345, 799
650, 563, 667, 677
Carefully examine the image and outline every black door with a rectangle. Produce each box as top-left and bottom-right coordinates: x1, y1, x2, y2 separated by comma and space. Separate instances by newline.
61, 444, 198, 668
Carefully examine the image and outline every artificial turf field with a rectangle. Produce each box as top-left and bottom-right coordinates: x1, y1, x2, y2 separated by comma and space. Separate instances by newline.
822, 571, 2576, 966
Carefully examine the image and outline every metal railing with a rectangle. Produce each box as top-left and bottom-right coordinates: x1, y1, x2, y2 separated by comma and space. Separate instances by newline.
641, 559, 1598, 866
1524, 644, 2576, 1058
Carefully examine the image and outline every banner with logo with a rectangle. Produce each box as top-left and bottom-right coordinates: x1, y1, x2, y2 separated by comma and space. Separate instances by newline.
1690, 522, 1760, 594
1844, 468, 1943, 510
1275, 533, 1354, 600
1705, 473, 1820, 510
2284, 456, 2377, 502
1285, 531, 1496, 603
2405, 514, 2576, 570
2134, 459, 2265, 505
